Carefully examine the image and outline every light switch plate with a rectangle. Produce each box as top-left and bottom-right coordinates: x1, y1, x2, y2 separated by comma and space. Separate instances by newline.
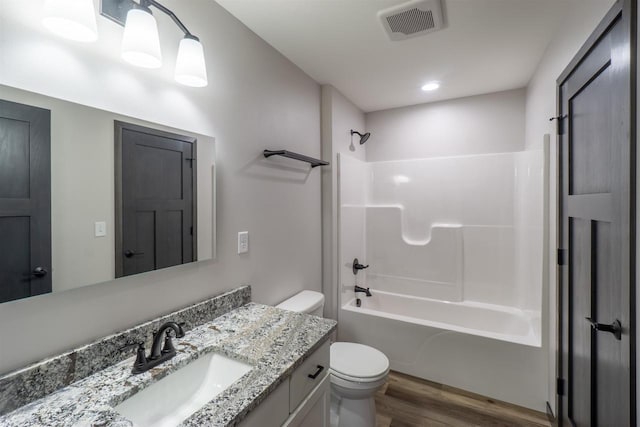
95, 221, 107, 237
238, 231, 249, 254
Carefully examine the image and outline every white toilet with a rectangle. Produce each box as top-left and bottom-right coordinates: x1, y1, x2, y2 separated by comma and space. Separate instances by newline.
277, 291, 389, 427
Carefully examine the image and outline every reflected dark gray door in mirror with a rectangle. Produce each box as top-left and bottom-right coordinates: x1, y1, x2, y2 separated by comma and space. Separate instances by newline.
115, 121, 197, 278
0, 99, 51, 303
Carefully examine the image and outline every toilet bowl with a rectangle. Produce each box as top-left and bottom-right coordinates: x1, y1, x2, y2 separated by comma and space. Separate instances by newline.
276, 291, 389, 427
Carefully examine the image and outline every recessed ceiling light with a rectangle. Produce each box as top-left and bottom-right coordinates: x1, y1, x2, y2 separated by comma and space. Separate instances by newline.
421, 82, 440, 91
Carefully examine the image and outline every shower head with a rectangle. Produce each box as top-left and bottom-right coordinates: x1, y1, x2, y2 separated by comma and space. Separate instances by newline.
351, 130, 370, 145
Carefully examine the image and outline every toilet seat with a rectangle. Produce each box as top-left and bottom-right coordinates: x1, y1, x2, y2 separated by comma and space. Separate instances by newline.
330, 368, 388, 384
330, 342, 389, 383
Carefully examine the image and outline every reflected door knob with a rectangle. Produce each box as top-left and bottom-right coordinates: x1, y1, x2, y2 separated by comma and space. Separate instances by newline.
32, 267, 47, 278
124, 250, 144, 258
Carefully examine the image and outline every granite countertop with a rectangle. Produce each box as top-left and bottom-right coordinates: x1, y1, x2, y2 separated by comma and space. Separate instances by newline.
0, 303, 337, 427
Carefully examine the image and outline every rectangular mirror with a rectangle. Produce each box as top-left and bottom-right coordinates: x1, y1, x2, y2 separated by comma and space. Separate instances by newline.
0, 84, 216, 304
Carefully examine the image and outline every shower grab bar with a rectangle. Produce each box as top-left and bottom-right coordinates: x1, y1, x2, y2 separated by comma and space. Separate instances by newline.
263, 150, 329, 168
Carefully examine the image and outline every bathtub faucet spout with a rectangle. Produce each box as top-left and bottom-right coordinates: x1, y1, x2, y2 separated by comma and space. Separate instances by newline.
355, 285, 372, 297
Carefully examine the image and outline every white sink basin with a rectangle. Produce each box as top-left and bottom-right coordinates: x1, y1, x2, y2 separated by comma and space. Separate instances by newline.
114, 353, 252, 427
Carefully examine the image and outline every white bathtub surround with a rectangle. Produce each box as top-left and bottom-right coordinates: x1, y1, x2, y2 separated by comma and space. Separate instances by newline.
343, 291, 540, 347
340, 151, 544, 314
338, 150, 546, 410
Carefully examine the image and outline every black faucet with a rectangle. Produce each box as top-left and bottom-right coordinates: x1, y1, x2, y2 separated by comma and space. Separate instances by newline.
355, 285, 372, 297
120, 321, 185, 374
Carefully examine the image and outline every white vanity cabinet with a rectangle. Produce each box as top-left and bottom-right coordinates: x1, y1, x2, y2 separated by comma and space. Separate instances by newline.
239, 340, 330, 427
283, 374, 330, 427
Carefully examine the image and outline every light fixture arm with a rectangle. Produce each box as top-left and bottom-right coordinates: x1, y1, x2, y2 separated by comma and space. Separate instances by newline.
101, 0, 198, 39
140, 0, 197, 39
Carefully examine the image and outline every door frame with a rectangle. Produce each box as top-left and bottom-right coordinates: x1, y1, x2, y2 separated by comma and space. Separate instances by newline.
114, 120, 198, 278
555, 0, 637, 424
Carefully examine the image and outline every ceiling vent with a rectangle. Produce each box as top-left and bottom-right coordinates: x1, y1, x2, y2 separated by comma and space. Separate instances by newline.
379, 0, 445, 41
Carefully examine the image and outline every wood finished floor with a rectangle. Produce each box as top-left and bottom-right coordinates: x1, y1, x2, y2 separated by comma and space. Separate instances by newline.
375, 371, 551, 427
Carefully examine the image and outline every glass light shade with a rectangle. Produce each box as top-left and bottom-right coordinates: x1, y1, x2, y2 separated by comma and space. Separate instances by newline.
175, 37, 208, 87
121, 8, 162, 69
42, 0, 98, 42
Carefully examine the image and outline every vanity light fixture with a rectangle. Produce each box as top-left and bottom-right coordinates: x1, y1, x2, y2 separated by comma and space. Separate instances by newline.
42, 0, 98, 42
175, 35, 208, 87
108, 0, 208, 86
43, 0, 208, 87
121, 5, 162, 69
421, 81, 440, 91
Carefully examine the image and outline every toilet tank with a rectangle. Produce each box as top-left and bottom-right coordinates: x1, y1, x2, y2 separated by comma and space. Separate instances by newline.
276, 291, 325, 317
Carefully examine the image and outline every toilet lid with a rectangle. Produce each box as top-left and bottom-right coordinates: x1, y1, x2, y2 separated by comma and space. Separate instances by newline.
330, 342, 389, 380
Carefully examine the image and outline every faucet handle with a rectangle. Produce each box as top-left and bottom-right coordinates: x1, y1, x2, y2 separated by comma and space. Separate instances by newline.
161, 332, 177, 355
119, 341, 147, 371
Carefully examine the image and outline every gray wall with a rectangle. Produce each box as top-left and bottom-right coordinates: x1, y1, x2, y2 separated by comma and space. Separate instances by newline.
0, 0, 321, 374
365, 89, 526, 162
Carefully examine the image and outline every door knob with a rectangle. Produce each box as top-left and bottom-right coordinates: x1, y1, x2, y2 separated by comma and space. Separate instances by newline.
585, 317, 622, 340
32, 267, 48, 278
124, 250, 144, 258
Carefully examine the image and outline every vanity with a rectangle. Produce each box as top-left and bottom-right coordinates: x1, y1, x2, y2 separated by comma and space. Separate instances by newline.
0, 287, 336, 427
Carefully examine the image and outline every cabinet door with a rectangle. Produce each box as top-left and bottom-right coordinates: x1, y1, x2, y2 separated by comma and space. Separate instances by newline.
239, 379, 289, 427
284, 373, 330, 427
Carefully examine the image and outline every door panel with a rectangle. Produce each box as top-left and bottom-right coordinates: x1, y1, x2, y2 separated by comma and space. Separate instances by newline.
0, 99, 51, 303
0, 118, 30, 198
557, 1, 635, 425
568, 218, 591, 426
0, 217, 31, 302
570, 68, 612, 195
115, 121, 196, 278
131, 210, 156, 275
132, 138, 184, 200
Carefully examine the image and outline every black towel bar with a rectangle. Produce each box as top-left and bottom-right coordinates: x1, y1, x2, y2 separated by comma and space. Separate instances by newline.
263, 150, 329, 168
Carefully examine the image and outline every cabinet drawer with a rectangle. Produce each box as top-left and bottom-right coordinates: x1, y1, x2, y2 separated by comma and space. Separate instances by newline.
289, 339, 330, 412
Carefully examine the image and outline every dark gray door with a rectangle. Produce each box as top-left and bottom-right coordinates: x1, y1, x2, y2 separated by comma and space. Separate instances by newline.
557, 1, 635, 426
0, 99, 51, 303
115, 121, 196, 278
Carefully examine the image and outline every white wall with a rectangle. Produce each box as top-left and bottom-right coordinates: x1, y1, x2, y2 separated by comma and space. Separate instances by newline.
320, 85, 365, 320
523, 0, 617, 413
0, 0, 321, 374
365, 89, 525, 162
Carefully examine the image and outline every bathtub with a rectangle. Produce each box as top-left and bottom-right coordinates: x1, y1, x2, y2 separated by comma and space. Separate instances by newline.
338, 290, 546, 411
342, 290, 540, 347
